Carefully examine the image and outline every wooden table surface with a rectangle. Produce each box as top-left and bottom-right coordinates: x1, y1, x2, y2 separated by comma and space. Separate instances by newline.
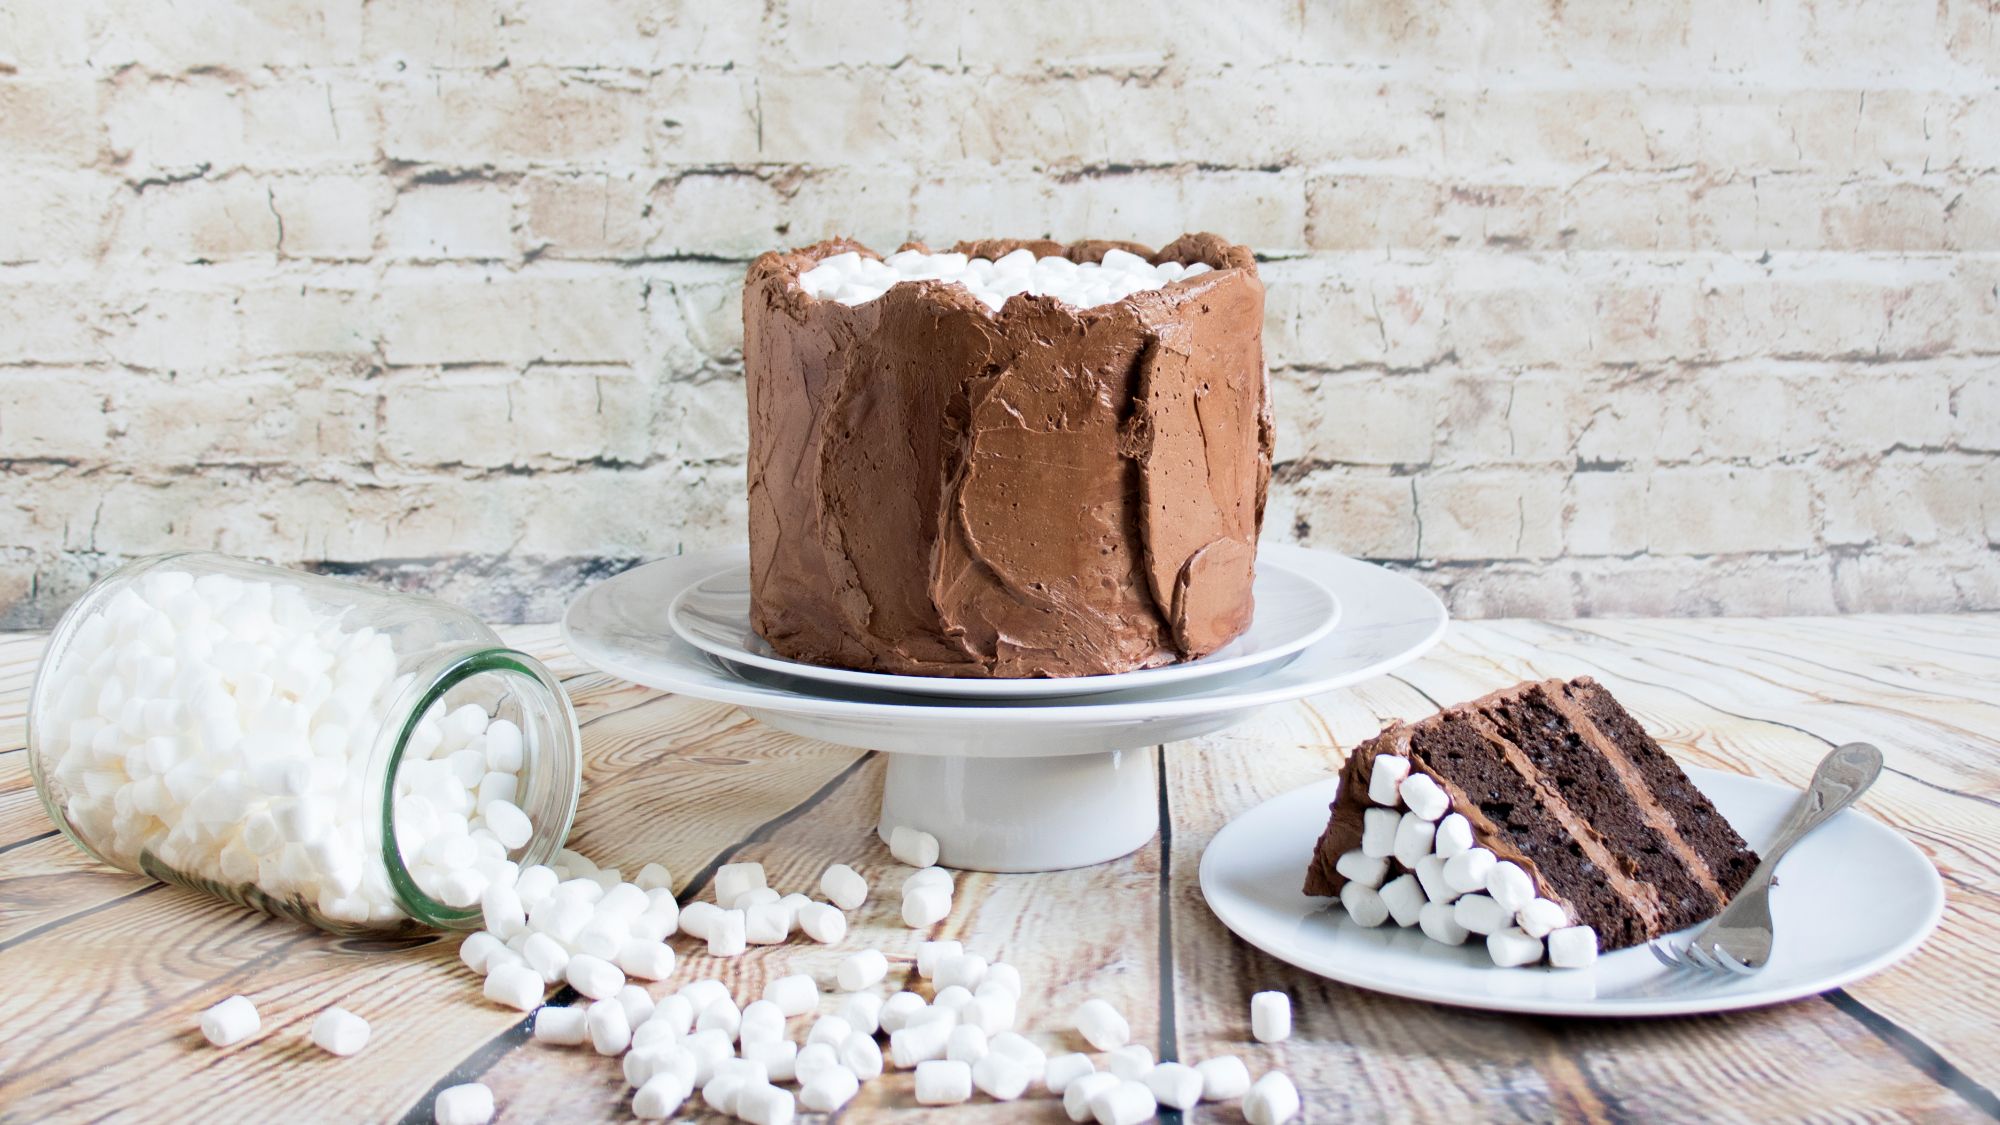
1, 615, 1996, 1123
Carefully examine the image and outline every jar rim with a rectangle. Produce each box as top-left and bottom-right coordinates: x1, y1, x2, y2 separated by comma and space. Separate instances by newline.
377, 644, 582, 930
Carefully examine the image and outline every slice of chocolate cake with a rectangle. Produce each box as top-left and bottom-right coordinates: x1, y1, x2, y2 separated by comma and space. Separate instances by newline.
1304, 676, 1759, 968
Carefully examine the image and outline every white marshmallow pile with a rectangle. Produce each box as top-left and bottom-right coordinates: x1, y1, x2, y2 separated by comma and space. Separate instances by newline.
1334, 753, 1600, 969
35, 567, 541, 929
798, 247, 1215, 314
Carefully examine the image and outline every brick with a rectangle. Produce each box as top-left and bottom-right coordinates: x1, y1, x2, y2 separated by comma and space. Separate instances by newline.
1276, 470, 1419, 558
1443, 87, 1697, 172
1655, 370, 1823, 463
381, 73, 649, 166
757, 71, 962, 165
0, 371, 119, 460
1447, 258, 1594, 366
114, 374, 376, 465
783, 166, 920, 256
1945, 179, 2000, 252
766, 0, 911, 66
1697, 259, 1959, 362
1828, 371, 1955, 453
1415, 471, 1566, 561
0, 2, 91, 67
1648, 466, 1814, 555
1565, 471, 1649, 557
236, 285, 374, 359
648, 171, 787, 259
379, 372, 513, 467
1820, 461, 1986, 549
87, 0, 362, 70
644, 266, 748, 374
384, 182, 516, 261
238, 78, 379, 169
911, 166, 1088, 243
523, 173, 650, 260
659, 376, 748, 463
1057, 169, 1306, 254
512, 367, 653, 465
376, 271, 643, 365
0, 170, 116, 262
1437, 564, 1580, 620
1955, 371, 2000, 452
0, 76, 99, 163
104, 76, 247, 175
1433, 372, 1580, 468
1820, 181, 1949, 252
113, 177, 281, 261
98, 286, 245, 373
1264, 259, 1448, 371
0, 282, 99, 364
647, 71, 764, 166
1834, 550, 2000, 613
269, 175, 383, 260
363, 0, 504, 68
1305, 175, 1442, 252
1689, 175, 1827, 253
1273, 371, 1436, 466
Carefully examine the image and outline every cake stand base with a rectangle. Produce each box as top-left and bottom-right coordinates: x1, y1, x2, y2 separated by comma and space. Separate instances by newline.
876, 750, 1159, 873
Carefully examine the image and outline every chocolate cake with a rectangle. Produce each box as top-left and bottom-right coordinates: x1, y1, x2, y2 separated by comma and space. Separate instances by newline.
1304, 676, 1759, 967
742, 234, 1272, 678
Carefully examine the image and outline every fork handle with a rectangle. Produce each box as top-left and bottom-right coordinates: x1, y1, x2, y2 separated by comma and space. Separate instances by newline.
1749, 742, 1883, 876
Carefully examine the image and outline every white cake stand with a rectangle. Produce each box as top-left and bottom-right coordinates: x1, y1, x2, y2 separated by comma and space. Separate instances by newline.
561, 544, 1447, 872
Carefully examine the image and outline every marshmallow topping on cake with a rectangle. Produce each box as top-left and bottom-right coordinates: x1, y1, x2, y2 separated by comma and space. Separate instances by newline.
742, 234, 1272, 679
1304, 676, 1760, 968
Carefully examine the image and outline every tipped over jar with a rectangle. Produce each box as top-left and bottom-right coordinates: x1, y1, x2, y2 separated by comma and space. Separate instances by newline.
27, 553, 581, 935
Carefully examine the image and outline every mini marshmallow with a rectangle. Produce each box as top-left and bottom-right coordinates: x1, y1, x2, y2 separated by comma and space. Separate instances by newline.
1415, 854, 1458, 904
972, 1050, 1034, 1100
633, 1072, 691, 1120
1339, 880, 1391, 927
616, 939, 675, 981
695, 997, 741, 1039
904, 866, 954, 894
737, 1082, 795, 1125
633, 861, 672, 891
1074, 998, 1130, 1051
1360, 807, 1400, 857
989, 1031, 1047, 1075
902, 883, 952, 928
1487, 926, 1545, 968
916, 1058, 973, 1105
615, 984, 655, 1028
713, 862, 766, 906
916, 939, 963, 979
707, 908, 747, 957
483, 963, 545, 1011
1091, 1079, 1159, 1125
1399, 772, 1451, 821
742, 1038, 799, 1083
1147, 1061, 1204, 1110
799, 1065, 861, 1112
200, 995, 259, 1047
677, 900, 722, 941
1366, 754, 1410, 805
963, 989, 1017, 1035
1045, 1052, 1097, 1094
1486, 860, 1536, 913
459, 931, 504, 974
983, 961, 1023, 997
1434, 813, 1474, 858
890, 1018, 953, 1068
1244, 1071, 1302, 1125
819, 863, 868, 910
935, 952, 988, 992
932, 984, 973, 1012
1196, 1055, 1251, 1101
677, 979, 729, 1012
565, 954, 625, 1000
1517, 897, 1568, 939
837, 949, 888, 992
837, 990, 884, 1035
1334, 849, 1390, 889
1104, 1043, 1153, 1080
1453, 893, 1511, 936
798, 901, 847, 944
765, 973, 818, 1017
1443, 846, 1497, 893
533, 1004, 589, 1046
1063, 1072, 1122, 1123
1379, 873, 1428, 927
310, 1006, 370, 1056
744, 902, 790, 944
1547, 924, 1600, 969
433, 1083, 495, 1125
889, 825, 941, 868
807, 1014, 852, 1048
739, 999, 786, 1044
1251, 990, 1292, 1044
946, 1024, 989, 1064
1393, 811, 1437, 868
794, 1042, 841, 1085
1419, 900, 1471, 945
878, 990, 927, 1032
588, 997, 633, 1055
522, 931, 570, 984
733, 886, 782, 911
840, 1031, 885, 1080
647, 994, 695, 1036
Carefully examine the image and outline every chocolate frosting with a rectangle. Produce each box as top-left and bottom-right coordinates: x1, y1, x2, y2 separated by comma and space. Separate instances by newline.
742, 233, 1272, 678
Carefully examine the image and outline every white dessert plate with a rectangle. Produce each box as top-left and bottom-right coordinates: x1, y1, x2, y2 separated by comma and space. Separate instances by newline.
666, 555, 1341, 699
1198, 767, 1945, 1018
565, 543, 1445, 871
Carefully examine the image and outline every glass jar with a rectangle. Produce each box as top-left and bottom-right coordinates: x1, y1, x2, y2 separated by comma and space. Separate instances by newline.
27, 552, 581, 936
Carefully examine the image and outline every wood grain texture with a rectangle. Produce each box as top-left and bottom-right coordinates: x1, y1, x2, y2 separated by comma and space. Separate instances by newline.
0, 617, 1995, 1123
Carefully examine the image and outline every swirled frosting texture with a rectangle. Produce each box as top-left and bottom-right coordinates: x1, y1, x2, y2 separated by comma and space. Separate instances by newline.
743, 233, 1272, 678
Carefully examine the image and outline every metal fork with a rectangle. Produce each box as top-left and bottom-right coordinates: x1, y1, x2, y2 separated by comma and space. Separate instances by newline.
1650, 741, 1884, 975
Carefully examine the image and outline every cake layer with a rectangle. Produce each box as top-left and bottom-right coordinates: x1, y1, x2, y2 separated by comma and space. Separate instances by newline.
1304, 676, 1760, 963
743, 233, 1272, 678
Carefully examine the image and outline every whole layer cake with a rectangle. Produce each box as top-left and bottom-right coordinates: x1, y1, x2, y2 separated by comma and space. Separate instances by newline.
1304, 676, 1760, 967
742, 234, 1272, 678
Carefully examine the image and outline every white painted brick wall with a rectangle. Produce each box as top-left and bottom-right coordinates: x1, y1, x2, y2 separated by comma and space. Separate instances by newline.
1, 0, 1996, 625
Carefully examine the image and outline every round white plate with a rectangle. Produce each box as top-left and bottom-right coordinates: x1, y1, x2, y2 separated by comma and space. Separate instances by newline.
563, 543, 1447, 758
1199, 767, 1945, 1017
667, 555, 1341, 699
